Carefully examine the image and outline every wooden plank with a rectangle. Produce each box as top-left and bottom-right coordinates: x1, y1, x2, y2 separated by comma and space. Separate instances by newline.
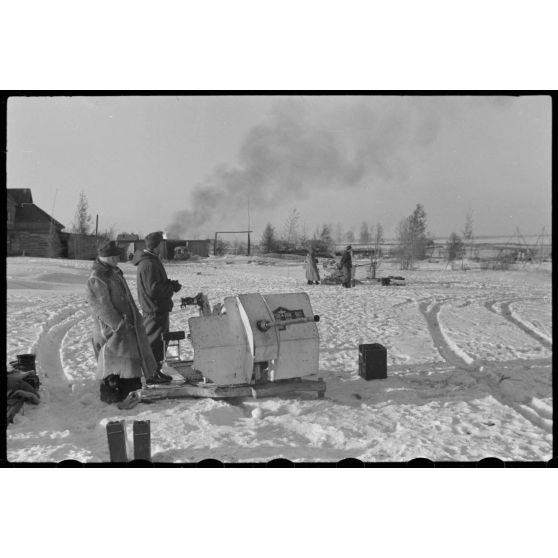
140, 378, 326, 402
251, 379, 326, 399
141, 383, 253, 401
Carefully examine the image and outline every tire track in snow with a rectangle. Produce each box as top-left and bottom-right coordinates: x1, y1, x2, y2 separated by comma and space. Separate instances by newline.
479, 358, 553, 434
515, 403, 552, 433
484, 299, 552, 349
10, 301, 110, 462
418, 297, 552, 434
418, 298, 475, 369
34, 304, 88, 391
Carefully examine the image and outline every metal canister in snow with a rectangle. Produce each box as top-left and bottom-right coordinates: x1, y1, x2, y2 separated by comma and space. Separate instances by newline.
358, 343, 387, 380
16, 353, 36, 371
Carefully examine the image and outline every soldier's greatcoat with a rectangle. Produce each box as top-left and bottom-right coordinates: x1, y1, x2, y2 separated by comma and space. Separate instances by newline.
305, 251, 320, 283
87, 259, 157, 380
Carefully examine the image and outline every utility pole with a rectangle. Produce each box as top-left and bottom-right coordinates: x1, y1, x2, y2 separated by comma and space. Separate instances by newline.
247, 198, 251, 256
49, 189, 58, 237
95, 214, 99, 247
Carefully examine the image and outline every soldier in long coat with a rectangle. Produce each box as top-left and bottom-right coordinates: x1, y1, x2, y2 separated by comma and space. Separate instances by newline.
87, 241, 158, 403
339, 245, 353, 288
132, 231, 182, 383
305, 247, 321, 285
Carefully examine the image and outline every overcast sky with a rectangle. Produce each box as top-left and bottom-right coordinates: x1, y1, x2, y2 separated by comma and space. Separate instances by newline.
7, 95, 551, 241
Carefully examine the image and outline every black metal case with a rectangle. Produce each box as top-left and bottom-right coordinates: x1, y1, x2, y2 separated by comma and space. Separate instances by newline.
358, 343, 387, 380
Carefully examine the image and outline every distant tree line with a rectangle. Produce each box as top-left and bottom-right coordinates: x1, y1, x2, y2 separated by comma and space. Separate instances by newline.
60, 193, 476, 268
259, 203, 477, 271
260, 209, 335, 257
260, 221, 334, 256
260, 208, 389, 259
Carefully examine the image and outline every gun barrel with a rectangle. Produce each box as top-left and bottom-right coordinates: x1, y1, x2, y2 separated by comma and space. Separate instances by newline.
256, 315, 320, 332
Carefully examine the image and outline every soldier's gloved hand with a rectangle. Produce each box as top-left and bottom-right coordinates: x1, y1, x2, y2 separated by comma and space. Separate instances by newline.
171, 280, 182, 293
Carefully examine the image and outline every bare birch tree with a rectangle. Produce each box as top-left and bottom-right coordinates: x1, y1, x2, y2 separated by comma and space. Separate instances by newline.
462, 208, 474, 259
282, 208, 300, 248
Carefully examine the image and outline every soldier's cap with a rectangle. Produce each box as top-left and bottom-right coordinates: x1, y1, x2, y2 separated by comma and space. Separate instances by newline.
346, 245, 352, 250
145, 231, 165, 249
98, 240, 122, 257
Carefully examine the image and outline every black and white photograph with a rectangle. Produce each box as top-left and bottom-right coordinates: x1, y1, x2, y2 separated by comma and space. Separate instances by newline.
4, 94, 552, 464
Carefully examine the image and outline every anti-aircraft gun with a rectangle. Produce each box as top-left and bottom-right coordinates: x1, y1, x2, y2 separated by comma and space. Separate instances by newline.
142, 292, 326, 401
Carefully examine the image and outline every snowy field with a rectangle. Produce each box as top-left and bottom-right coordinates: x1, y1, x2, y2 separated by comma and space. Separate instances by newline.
5, 256, 553, 463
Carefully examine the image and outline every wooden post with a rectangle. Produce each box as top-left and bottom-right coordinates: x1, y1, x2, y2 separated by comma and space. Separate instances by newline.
214, 232, 218, 256
247, 231, 251, 256
95, 215, 99, 247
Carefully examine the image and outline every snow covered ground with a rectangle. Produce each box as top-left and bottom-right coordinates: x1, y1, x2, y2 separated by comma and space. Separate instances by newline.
5, 256, 552, 463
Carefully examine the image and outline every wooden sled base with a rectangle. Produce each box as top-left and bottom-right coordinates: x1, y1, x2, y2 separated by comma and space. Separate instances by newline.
141, 377, 326, 402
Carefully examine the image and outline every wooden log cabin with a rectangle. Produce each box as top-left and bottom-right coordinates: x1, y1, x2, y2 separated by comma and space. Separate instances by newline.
6, 188, 98, 259
6, 188, 66, 257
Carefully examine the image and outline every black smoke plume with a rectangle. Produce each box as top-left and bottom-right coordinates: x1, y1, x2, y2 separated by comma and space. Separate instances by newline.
166, 97, 463, 238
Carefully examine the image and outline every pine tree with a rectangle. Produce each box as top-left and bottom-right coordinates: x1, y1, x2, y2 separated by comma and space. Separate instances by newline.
359, 222, 370, 244
395, 204, 432, 269
447, 232, 464, 261
311, 224, 335, 255
319, 224, 333, 244
406, 204, 429, 261
462, 208, 473, 241
72, 190, 92, 235
261, 223, 277, 253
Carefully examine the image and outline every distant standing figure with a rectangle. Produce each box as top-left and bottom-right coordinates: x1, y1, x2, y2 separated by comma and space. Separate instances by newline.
132, 231, 182, 384
339, 245, 353, 288
86, 241, 158, 405
305, 247, 320, 285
